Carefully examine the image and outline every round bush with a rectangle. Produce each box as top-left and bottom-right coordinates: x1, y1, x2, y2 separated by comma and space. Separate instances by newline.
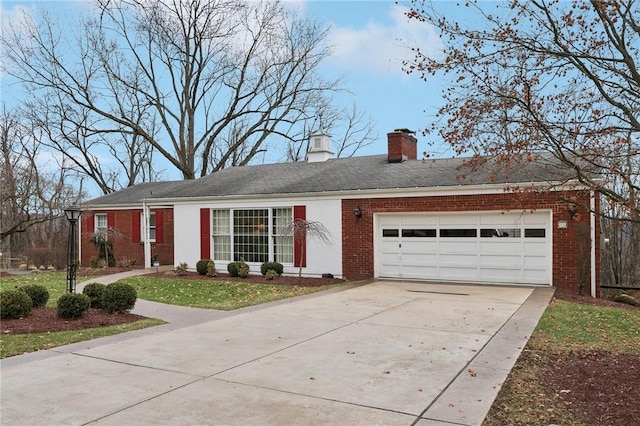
1, 289, 33, 319
260, 262, 283, 276
238, 259, 250, 278
265, 269, 278, 281
57, 293, 91, 319
18, 284, 50, 308
196, 259, 212, 275
82, 283, 106, 308
206, 260, 217, 277
101, 282, 137, 314
227, 261, 240, 277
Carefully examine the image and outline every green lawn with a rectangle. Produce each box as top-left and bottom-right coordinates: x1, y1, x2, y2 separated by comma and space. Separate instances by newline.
120, 276, 343, 310
0, 271, 89, 308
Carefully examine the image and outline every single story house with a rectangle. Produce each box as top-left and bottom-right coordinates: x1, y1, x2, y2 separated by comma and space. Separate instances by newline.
80, 129, 601, 296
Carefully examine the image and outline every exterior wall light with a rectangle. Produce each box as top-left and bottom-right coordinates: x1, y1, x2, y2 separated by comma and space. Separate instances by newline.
354, 206, 362, 219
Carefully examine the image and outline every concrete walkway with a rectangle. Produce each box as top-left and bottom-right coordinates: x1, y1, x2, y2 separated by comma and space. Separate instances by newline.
1, 271, 554, 426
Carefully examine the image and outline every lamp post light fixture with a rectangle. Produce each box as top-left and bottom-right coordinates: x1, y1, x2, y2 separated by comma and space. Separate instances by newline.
64, 207, 82, 293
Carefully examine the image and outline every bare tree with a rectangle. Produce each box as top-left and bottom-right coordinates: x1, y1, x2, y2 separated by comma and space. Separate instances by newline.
285, 101, 378, 162
404, 0, 640, 222
1, 0, 341, 185
281, 218, 332, 277
0, 106, 84, 263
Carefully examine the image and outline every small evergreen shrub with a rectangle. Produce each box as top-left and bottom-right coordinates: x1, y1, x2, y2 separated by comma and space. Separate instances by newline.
265, 269, 278, 281
1, 289, 33, 319
196, 259, 212, 275
18, 284, 50, 308
175, 262, 188, 275
102, 282, 137, 314
260, 262, 283, 276
82, 283, 106, 308
238, 258, 250, 278
227, 261, 241, 277
206, 260, 217, 277
57, 293, 91, 319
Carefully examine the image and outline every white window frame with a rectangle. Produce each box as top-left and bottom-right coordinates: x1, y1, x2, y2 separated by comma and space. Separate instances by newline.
210, 208, 293, 264
140, 212, 157, 242
94, 213, 108, 237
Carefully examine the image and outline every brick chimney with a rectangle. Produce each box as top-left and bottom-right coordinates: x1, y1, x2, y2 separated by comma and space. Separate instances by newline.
387, 129, 417, 163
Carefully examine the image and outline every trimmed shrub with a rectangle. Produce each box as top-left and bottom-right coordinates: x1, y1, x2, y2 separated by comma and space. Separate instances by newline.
227, 261, 241, 277
206, 260, 217, 277
57, 293, 91, 319
238, 258, 250, 278
265, 269, 278, 281
260, 262, 283, 276
1, 289, 33, 319
196, 259, 212, 275
175, 262, 188, 275
82, 283, 106, 308
18, 284, 50, 308
102, 282, 137, 314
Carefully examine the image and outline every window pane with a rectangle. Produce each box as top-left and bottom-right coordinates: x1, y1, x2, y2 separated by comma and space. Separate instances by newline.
440, 229, 477, 238
140, 212, 157, 242
234, 209, 269, 262
382, 229, 399, 237
212, 210, 231, 261
524, 228, 546, 238
273, 208, 293, 264
402, 229, 436, 238
480, 228, 521, 238
95, 214, 107, 237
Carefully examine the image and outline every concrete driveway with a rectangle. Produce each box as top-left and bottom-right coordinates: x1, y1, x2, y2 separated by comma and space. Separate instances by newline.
0, 280, 553, 426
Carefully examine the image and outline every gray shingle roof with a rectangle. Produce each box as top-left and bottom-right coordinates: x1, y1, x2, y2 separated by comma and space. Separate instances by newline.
84, 153, 573, 207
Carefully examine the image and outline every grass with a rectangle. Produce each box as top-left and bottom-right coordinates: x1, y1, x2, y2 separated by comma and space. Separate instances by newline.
483, 298, 640, 425
0, 319, 165, 359
120, 276, 343, 310
534, 299, 640, 353
0, 271, 92, 308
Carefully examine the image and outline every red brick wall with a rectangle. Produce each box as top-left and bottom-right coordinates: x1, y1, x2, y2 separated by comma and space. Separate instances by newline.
80, 208, 174, 268
342, 190, 599, 295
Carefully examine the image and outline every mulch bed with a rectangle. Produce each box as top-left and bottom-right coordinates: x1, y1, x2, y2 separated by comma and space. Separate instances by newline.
2, 308, 146, 335
143, 269, 344, 287
541, 350, 640, 425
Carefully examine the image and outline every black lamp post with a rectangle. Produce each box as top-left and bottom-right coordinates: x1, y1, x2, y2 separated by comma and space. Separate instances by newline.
64, 207, 82, 293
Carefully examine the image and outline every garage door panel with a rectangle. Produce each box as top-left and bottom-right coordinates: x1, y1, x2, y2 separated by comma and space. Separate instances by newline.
376, 212, 551, 285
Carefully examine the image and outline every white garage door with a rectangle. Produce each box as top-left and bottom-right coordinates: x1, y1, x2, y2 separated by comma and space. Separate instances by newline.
376, 211, 551, 285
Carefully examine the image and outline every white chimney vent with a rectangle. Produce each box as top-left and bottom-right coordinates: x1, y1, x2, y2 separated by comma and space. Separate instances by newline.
306, 129, 334, 162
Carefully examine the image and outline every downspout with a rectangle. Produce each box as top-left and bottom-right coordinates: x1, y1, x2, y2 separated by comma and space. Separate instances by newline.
590, 191, 596, 298
143, 201, 151, 268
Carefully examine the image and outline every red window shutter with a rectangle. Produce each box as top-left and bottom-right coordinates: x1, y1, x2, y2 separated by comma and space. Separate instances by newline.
155, 210, 164, 243
293, 205, 306, 268
132, 211, 141, 243
107, 212, 115, 229
200, 208, 210, 259
86, 213, 95, 235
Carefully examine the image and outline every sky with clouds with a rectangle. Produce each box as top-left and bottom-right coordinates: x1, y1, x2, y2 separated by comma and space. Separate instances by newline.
301, 0, 447, 156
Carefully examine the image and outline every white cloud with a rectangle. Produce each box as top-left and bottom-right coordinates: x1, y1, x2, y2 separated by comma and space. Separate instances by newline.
326, 4, 442, 75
